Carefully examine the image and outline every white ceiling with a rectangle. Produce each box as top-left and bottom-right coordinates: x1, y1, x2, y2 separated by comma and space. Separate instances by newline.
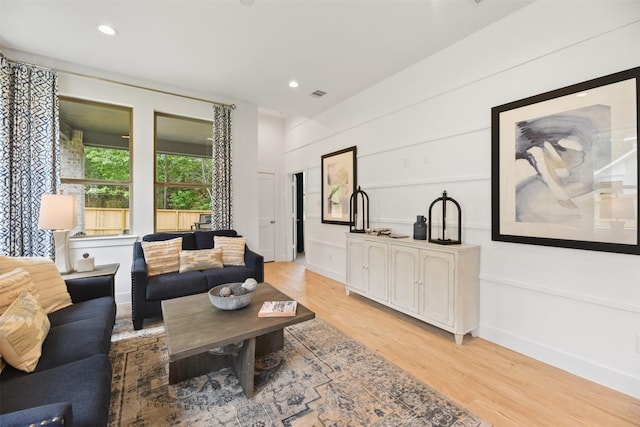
0, 0, 532, 118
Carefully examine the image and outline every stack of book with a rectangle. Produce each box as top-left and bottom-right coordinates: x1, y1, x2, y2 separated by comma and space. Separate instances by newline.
258, 300, 298, 317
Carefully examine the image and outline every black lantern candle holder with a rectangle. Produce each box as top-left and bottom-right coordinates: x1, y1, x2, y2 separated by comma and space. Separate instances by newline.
428, 190, 462, 245
349, 186, 369, 233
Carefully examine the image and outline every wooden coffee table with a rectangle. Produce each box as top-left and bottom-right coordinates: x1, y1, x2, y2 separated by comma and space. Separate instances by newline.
161, 282, 315, 397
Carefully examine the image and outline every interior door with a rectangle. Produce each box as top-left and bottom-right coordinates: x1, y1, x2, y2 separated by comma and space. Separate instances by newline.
295, 172, 304, 254
258, 172, 275, 262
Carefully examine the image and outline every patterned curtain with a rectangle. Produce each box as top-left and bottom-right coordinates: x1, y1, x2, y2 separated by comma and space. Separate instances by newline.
0, 56, 59, 257
211, 105, 233, 230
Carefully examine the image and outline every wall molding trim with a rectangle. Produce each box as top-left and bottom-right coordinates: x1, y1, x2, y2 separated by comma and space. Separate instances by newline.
375, 219, 489, 231
358, 126, 488, 159
481, 274, 640, 314
364, 174, 490, 190
69, 234, 139, 249
307, 237, 345, 251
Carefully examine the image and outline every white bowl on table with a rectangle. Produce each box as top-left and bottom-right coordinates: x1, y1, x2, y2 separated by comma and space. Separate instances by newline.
208, 283, 255, 310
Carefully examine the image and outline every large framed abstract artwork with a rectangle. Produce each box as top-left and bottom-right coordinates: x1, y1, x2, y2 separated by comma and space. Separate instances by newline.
321, 146, 357, 225
491, 67, 640, 255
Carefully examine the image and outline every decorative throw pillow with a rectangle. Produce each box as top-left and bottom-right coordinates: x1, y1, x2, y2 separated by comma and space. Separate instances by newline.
0, 290, 51, 372
214, 236, 246, 266
0, 256, 72, 314
141, 237, 183, 276
179, 248, 223, 273
0, 268, 38, 316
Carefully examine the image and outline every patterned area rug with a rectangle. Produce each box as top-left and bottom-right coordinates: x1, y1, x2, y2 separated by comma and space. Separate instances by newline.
109, 316, 490, 426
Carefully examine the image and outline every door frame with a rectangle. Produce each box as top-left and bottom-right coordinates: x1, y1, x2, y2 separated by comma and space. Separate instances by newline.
258, 171, 276, 262
288, 170, 305, 262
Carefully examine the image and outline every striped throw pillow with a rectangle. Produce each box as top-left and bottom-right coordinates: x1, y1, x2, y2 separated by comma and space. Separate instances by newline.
214, 236, 246, 266
0, 268, 38, 316
0, 257, 72, 314
179, 248, 223, 273
141, 237, 183, 276
0, 290, 51, 372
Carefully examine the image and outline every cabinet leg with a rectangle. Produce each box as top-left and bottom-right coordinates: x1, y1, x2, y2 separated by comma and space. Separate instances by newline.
471, 329, 479, 338
454, 333, 464, 345
345, 287, 350, 296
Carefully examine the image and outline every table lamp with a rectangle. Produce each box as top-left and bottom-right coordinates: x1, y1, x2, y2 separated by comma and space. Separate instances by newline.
38, 191, 77, 273
600, 194, 635, 234
428, 190, 462, 245
349, 186, 369, 233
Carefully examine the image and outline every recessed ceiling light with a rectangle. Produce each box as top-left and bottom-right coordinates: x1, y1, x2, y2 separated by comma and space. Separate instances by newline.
98, 24, 118, 36
288, 80, 299, 88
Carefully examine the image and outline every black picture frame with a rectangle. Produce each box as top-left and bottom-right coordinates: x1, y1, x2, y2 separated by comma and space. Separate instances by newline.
321, 146, 357, 225
491, 67, 640, 255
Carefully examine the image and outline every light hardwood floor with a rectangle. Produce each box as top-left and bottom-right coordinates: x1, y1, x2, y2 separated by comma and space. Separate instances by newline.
265, 260, 640, 427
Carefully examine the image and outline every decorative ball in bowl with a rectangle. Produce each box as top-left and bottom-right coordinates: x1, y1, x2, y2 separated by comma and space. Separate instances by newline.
208, 282, 256, 310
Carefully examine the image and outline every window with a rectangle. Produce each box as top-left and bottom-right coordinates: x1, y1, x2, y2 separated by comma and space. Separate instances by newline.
59, 97, 132, 236
154, 113, 213, 232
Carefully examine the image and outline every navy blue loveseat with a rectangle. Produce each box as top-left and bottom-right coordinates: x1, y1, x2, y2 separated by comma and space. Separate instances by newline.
0, 278, 116, 427
131, 230, 264, 330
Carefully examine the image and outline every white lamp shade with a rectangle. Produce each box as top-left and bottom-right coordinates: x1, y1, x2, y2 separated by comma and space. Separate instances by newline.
600, 195, 636, 221
38, 194, 77, 230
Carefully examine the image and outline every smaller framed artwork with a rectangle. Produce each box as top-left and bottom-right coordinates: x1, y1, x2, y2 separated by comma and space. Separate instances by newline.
492, 67, 639, 255
321, 146, 357, 225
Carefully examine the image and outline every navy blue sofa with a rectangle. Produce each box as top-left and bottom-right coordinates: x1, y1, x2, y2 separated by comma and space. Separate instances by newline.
0, 278, 116, 427
131, 230, 264, 330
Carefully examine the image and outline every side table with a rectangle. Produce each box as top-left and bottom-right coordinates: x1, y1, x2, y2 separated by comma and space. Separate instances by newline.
62, 263, 120, 303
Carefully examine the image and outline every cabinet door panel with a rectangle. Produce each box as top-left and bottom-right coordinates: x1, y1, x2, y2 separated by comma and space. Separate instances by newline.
366, 242, 388, 301
390, 245, 419, 312
419, 251, 454, 326
347, 239, 365, 292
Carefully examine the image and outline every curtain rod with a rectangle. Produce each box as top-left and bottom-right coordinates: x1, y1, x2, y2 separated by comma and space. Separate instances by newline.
1, 53, 236, 110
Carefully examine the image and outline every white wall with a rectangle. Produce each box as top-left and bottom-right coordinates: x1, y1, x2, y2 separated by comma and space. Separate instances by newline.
68, 235, 137, 300
5, 49, 260, 305
283, 1, 640, 398
258, 113, 288, 261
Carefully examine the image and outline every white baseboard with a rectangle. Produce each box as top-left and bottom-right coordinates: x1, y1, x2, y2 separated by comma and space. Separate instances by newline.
480, 323, 640, 399
304, 262, 345, 284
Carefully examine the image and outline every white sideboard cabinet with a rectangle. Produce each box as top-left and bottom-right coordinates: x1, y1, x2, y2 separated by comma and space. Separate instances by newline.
346, 233, 480, 344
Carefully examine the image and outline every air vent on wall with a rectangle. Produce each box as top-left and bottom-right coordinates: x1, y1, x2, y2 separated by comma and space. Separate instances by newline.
310, 90, 327, 98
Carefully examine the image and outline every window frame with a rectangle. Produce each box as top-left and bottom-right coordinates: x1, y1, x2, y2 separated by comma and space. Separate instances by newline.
59, 96, 133, 236
153, 112, 213, 232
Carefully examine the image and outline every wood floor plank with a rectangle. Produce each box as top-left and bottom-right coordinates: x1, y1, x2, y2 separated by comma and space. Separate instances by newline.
265, 260, 640, 427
